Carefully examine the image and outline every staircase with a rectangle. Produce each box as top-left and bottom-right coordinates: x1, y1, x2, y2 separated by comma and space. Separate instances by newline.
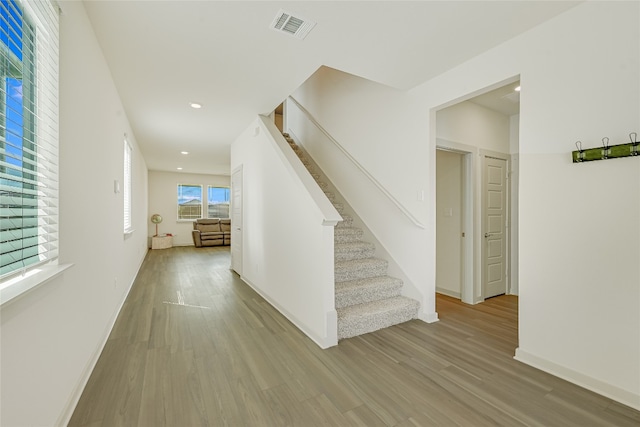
283, 134, 420, 340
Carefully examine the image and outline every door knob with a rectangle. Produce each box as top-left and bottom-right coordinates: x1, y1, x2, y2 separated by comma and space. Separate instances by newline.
484, 233, 493, 238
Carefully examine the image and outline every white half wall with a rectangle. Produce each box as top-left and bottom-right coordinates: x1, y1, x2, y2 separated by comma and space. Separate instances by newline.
290, 1, 639, 409
286, 72, 438, 322
0, 2, 149, 425
231, 116, 340, 348
148, 171, 230, 246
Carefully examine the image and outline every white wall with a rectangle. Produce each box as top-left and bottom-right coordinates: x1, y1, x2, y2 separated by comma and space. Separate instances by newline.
291, 69, 438, 322
148, 170, 230, 246
231, 116, 340, 348
291, 2, 639, 409
0, 2, 149, 425
435, 150, 463, 297
436, 101, 511, 153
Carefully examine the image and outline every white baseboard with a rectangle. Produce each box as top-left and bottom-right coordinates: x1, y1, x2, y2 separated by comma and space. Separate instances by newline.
514, 348, 640, 411
240, 275, 338, 349
419, 311, 439, 323
436, 288, 461, 299
56, 249, 148, 426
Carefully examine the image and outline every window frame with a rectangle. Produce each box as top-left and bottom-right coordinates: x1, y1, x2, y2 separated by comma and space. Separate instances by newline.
177, 183, 203, 221
206, 186, 230, 219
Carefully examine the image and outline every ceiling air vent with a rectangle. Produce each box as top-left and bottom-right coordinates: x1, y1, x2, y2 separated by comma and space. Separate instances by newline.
269, 9, 316, 40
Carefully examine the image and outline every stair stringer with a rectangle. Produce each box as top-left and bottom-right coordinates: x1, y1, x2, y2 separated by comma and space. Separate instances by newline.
287, 131, 423, 309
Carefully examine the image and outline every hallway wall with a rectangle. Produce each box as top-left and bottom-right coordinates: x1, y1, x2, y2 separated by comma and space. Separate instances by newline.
1, 3, 149, 425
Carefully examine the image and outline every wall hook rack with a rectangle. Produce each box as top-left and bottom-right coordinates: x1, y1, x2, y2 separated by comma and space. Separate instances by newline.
572, 132, 639, 163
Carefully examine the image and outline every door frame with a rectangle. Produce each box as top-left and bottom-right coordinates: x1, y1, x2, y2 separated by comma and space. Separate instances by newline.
436, 140, 476, 304
435, 142, 513, 304
231, 165, 243, 275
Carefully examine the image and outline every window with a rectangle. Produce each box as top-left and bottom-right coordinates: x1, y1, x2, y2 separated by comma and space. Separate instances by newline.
0, 0, 59, 278
123, 138, 132, 233
177, 184, 202, 220
207, 186, 230, 218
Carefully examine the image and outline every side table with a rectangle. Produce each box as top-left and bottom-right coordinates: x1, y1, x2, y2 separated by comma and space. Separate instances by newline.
151, 235, 173, 250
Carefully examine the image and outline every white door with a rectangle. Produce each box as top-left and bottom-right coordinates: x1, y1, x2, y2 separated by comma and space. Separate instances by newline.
483, 156, 507, 298
231, 167, 243, 275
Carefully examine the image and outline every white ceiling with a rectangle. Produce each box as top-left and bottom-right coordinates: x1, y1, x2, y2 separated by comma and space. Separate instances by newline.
80, 1, 579, 175
469, 82, 521, 116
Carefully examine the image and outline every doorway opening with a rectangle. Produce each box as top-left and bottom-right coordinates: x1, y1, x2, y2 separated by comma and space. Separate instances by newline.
434, 77, 520, 305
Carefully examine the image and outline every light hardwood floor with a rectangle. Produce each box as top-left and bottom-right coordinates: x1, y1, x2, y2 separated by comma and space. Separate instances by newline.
69, 246, 640, 426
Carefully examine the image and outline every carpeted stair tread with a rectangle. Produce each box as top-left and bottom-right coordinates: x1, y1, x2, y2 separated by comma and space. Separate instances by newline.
334, 226, 363, 243
334, 241, 375, 261
337, 296, 420, 339
335, 214, 353, 228
335, 257, 388, 282
332, 202, 344, 213
335, 276, 403, 308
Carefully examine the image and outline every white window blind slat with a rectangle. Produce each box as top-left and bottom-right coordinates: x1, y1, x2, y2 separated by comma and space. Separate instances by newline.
123, 138, 132, 232
0, 0, 59, 279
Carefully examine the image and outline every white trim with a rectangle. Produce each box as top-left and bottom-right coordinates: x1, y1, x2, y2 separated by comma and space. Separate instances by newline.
435, 288, 461, 299
419, 311, 439, 323
0, 263, 73, 307
515, 348, 640, 411
288, 96, 424, 229
436, 140, 478, 305
258, 115, 341, 226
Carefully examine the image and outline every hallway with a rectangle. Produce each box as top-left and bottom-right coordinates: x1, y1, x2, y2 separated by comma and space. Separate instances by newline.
69, 247, 639, 426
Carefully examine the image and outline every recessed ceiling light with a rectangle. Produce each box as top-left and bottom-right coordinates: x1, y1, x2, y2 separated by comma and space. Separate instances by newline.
177, 167, 183, 170
515, 86, 521, 92
189, 102, 202, 109
181, 151, 189, 155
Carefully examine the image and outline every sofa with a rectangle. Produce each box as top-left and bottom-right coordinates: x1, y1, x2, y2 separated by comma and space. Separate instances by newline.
192, 218, 231, 247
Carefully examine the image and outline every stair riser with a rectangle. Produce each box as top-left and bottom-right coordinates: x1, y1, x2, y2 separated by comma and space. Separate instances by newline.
335, 248, 375, 262
336, 286, 402, 309
335, 264, 387, 282
334, 233, 362, 243
338, 303, 419, 340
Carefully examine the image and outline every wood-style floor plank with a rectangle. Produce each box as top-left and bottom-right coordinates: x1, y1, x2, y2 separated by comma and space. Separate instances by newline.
69, 246, 640, 426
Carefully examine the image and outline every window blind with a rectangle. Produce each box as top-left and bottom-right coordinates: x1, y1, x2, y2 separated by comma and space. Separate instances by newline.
123, 138, 132, 232
0, 0, 59, 278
